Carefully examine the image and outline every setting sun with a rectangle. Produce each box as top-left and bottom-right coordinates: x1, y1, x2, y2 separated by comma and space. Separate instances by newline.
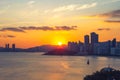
52, 36, 67, 46
58, 42, 62, 46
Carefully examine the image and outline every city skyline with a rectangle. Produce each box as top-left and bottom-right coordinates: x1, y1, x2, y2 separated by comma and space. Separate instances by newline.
1, 32, 119, 49
1, 32, 120, 56
0, 0, 120, 48
68, 32, 120, 56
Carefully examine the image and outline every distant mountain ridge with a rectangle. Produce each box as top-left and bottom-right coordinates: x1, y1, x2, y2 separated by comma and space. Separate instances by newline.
0, 45, 67, 52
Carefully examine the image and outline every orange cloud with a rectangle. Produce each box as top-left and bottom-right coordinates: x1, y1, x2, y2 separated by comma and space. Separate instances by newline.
93, 10, 120, 23
0, 34, 15, 38
97, 28, 111, 31
0, 26, 78, 33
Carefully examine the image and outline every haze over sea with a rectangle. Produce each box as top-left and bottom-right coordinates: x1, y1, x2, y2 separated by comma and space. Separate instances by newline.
0, 52, 120, 80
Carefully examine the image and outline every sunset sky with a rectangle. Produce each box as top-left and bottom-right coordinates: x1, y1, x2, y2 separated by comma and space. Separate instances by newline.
0, 0, 120, 48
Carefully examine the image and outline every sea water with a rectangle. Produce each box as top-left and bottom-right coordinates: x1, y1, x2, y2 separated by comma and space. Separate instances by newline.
0, 52, 120, 80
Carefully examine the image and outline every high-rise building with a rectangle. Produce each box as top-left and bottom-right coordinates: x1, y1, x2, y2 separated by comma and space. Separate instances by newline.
90, 32, 99, 44
84, 35, 89, 45
12, 44, 16, 51
112, 38, 116, 48
7, 44, 9, 49
5, 44, 10, 49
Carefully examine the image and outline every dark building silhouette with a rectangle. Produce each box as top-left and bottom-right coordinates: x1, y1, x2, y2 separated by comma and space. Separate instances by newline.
12, 44, 16, 51
5, 44, 10, 49
84, 35, 90, 54
90, 32, 99, 44
5, 44, 10, 52
112, 38, 116, 48
68, 41, 80, 52
8, 44, 10, 49
93, 41, 111, 55
90, 32, 99, 54
84, 35, 89, 45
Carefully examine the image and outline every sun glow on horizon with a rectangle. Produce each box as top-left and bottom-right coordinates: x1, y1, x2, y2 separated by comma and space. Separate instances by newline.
52, 36, 67, 46
58, 42, 63, 46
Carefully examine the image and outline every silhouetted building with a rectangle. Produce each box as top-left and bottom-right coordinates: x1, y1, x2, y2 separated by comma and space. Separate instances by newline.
90, 32, 99, 54
83, 35, 90, 54
112, 38, 116, 48
67, 32, 120, 56
90, 32, 99, 44
84, 35, 89, 45
12, 44, 16, 51
111, 47, 120, 55
5, 44, 10, 49
8, 44, 9, 49
78, 41, 84, 53
5, 44, 10, 52
93, 41, 111, 55
111, 40, 120, 55
68, 41, 80, 52
117, 42, 120, 48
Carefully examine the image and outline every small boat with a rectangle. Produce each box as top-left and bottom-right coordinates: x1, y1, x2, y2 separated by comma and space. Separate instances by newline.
87, 59, 90, 65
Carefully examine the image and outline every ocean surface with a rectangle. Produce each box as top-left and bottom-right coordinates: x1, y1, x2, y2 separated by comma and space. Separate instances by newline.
0, 52, 120, 80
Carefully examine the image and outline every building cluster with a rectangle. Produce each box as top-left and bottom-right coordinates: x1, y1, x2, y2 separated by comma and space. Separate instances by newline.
0, 44, 16, 52
68, 32, 120, 56
5, 44, 15, 49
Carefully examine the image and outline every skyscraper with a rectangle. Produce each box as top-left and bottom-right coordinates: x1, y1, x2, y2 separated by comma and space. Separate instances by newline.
7, 44, 10, 49
90, 32, 99, 44
112, 38, 116, 48
5, 44, 10, 49
84, 35, 89, 45
12, 44, 16, 51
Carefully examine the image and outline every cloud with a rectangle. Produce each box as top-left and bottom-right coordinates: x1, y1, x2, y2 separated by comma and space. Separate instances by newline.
105, 20, 120, 23
103, 0, 120, 4
19, 26, 54, 31
27, 1, 35, 8
97, 28, 111, 31
27, 1, 35, 5
100, 10, 120, 18
0, 27, 25, 32
7, 35, 16, 38
55, 26, 77, 30
52, 2, 97, 12
76, 3, 97, 10
94, 10, 120, 23
0, 26, 78, 32
53, 5, 77, 12
20, 26, 77, 31
0, 35, 15, 38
